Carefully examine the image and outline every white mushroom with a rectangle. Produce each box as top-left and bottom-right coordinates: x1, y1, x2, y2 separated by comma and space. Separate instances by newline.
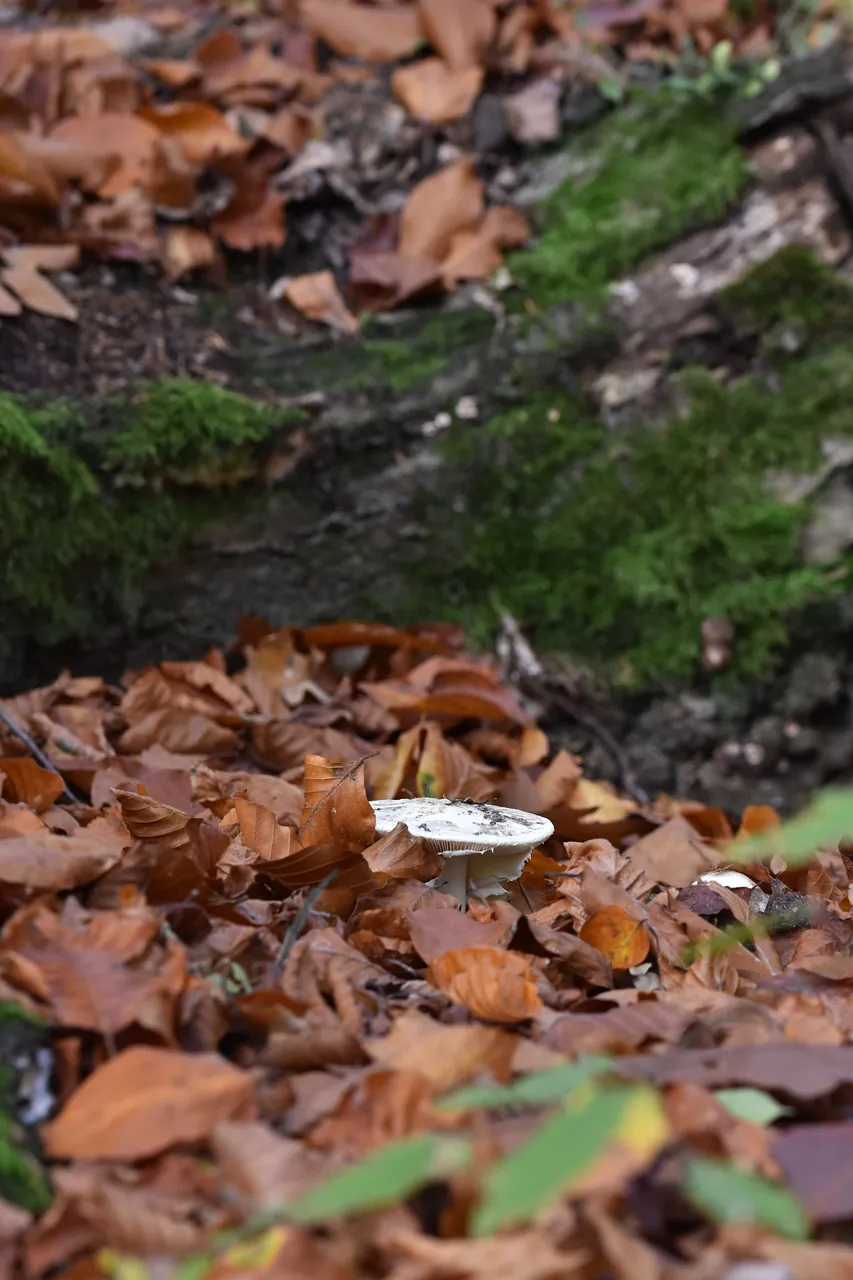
694, 870, 757, 891
370, 797, 554, 905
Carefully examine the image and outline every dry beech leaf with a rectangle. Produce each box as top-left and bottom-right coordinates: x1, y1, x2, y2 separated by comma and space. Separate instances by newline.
162, 226, 217, 281
428, 945, 542, 1022
392, 60, 484, 124
0, 282, 21, 315
399, 157, 483, 263
300, 755, 375, 854
118, 709, 239, 755
2, 244, 79, 272
279, 270, 358, 334
0, 758, 65, 812
50, 113, 162, 196
138, 102, 248, 165
113, 788, 192, 848
211, 179, 286, 252
361, 822, 443, 882
43, 1046, 255, 1160
366, 1008, 516, 1090
1, 264, 77, 321
300, 0, 422, 61
234, 795, 293, 861
418, 0, 495, 69
579, 906, 652, 971
0, 832, 119, 889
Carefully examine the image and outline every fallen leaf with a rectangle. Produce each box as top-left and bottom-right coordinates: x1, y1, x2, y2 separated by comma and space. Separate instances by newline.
361, 822, 443, 881
300, 755, 375, 854
392, 59, 484, 124
211, 179, 286, 252
279, 270, 358, 334
428, 945, 542, 1022
399, 157, 483, 264
579, 906, 651, 970
139, 102, 249, 166
1, 265, 77, 321
366, 1009, 516, 1090
2, 244, 79, 272
43, 1046, 255, 1159
234, 795, 293, 861
0, 832, 118, 889
300, 0, 422, 60
162, 226, 217, 281
418, 0, 495, 69
0, 758, 65, 812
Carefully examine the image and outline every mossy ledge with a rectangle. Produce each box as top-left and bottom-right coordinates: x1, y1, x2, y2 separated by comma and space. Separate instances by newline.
0, 379, 309, 646
5, 92, 850, 691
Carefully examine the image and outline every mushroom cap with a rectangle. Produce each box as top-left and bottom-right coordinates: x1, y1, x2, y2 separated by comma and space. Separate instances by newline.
695, 870, 757, 891
370, 797, 554, 857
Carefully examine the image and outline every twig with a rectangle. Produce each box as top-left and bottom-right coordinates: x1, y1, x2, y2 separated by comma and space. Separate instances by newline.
0, 703, 80, 805
497, 612, 648, 806
267, 870, 338, 983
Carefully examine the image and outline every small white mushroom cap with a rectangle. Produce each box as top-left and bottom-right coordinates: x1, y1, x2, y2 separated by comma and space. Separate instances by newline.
370, 798, 554, 903
694, 870, 758, 891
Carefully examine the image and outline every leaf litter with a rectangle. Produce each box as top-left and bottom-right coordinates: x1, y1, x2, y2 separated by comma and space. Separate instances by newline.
5, 621, 853, 1273
0, 0, 815, 326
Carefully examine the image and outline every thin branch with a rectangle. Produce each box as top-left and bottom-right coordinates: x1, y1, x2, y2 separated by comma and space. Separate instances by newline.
267, 870, 338, 983
0, 703, 81, 804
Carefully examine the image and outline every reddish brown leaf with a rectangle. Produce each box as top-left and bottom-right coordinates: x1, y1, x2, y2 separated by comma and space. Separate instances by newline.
399, 157, 483, 264
0, 758, 65, 812
361, 822, 443, 882
428, 945, 542, 1022
418, 0, 495, 69
234, 795, 293, 861
279, 269, 358, 334
299, 755, 375, 854
0, 832, 119, 889
392, 60, 484, 124
300, 0, 422, 60
579, 906, 651, 970
43, 1046, 255, 1160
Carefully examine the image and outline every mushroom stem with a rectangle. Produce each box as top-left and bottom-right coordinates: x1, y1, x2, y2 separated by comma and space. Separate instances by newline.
436, 855, 470, 907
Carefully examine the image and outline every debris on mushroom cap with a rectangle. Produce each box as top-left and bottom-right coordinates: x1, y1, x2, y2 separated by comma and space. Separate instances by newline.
694, 869, 757, 891
370, 798, 554, 903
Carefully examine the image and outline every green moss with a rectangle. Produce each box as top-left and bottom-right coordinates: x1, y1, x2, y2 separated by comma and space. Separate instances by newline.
717, 245, 853, 337
407, 343, 853, 685
297, 309, 494, 393
0, 379, 304, 644
512, 95, 749, 309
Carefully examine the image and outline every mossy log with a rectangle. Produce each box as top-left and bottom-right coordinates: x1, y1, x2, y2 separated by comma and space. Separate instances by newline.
5, 92, 853, 691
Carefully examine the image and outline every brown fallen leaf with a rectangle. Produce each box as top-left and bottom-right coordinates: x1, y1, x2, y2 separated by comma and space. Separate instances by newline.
278, 270, 358, 334
1, 264, 77, 321
0, 832, 119, 890
366, 1008, 516, 1091
138, 102, 249, 166
0, 758, 65, 812
361, 822, 443, 881
2, 244, 79, 272
118, 709, 240, 755
428, 945, 542, 1022
43, 1046, 255, 1160
392, 59, 484, 124
299, 755, 375, 854
300, 0, 422, 61
211, 179, 286, 252
579, 906, 651, 971
418, 0, 495, 69
162, 226, 217, 281
234, 795, 293, 861
50, 113, 162, 197
399, 157, 484, 263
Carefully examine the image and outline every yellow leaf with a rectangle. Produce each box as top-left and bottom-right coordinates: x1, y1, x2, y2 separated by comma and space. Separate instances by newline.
615, 1085, 669, 1159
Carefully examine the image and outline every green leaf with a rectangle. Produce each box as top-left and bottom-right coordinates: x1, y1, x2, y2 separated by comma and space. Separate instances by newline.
471, 1085, 631, 1236
714, 1088, 790, 1127
683, 1158, 810, 1240
287, 1134, 472, 1224
729, 788, 853, 868
438, 1056, 613, 1112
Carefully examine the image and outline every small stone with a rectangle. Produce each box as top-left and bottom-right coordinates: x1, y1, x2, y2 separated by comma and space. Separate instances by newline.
455, 396, 479, 420
782, 652, 842, 717
610, 279, 640, 306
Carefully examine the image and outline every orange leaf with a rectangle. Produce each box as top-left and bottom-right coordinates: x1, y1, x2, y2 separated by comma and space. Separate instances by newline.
300, 0, 422, 61
1, 264, 77, 321
579, 907, 651, 971
399, 157, 483, 263
0, 757, 65, 812
162, 226, 217, 281
299, 755, 375, 854
738, 804, 781, 837
138, 102, 249, 166
392, 60, 483, 124
234, 795, 293, 861
0, 832, 119, 889
211, 180, 286, 252
428, 945, 542, 1022
418, 0, 495, 69
43, 1045, 254, 1160
361, 822, 443, 881
113, 788, 192, 848
279, 270, 358, 334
